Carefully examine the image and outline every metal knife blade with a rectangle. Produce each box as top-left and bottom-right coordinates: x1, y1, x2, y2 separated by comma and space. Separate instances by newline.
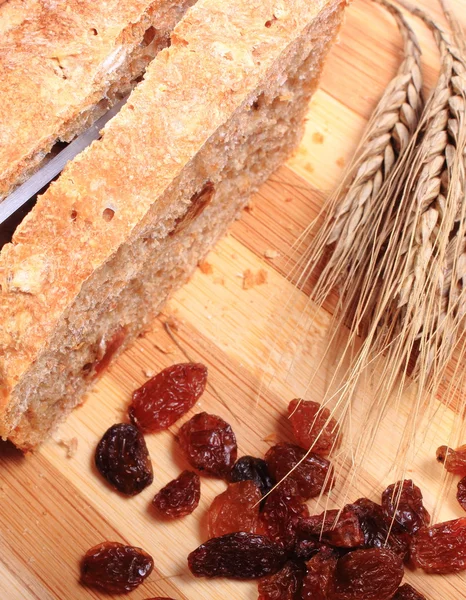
0, 96, 128, 226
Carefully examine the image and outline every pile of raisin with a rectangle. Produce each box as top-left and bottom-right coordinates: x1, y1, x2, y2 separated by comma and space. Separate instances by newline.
88, 364, 457, 598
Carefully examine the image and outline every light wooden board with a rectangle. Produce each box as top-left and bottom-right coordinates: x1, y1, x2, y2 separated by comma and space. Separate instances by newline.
2, 1, 466, 598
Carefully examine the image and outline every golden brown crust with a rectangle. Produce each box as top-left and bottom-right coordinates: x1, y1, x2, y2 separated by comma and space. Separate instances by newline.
0, 0, 195, 199
0, 0, 346, 438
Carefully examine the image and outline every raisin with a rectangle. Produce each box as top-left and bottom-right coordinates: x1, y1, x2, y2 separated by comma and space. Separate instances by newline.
288, 399, 340, 455
411, 517, 466, 573
95, 423, 153, 495
329, 548, 403, 600
392, 583, 427, 599
436, 444, 466, 475
294, 535, 328, 561
457, 476, 466, 512
261, 480, 309, 550
81, 542, 154, 593
152, 470, 200, 519
207, 481, 261, 538
381, 480, 430, 535
302, 547, 338, 600
178, 412, 237, 477
265, 443, 333, 500
298, 506, 364, 548
258, 560, 305, 600
350, 498, 410, 560
129, 363, 207, 433
229, 455, 275, 497
188, 532, 287, 579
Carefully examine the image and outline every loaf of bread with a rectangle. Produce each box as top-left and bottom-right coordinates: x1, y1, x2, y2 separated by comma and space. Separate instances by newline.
0, 0, 196, 201
0, 0, 346, 449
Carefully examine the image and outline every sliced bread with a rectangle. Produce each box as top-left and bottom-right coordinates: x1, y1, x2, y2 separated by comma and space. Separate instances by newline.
0, 0, 347, 449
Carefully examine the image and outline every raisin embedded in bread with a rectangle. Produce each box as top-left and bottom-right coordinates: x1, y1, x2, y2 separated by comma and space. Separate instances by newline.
0, 0, 347, 449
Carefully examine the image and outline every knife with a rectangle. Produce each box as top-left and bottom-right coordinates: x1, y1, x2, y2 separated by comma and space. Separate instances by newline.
0, 96, 128, 227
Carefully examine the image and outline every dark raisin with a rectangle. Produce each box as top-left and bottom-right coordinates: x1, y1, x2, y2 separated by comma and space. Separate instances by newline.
129, 363, 207, 433
298, 506, 364, 548
229, 455, 275, 497
265, 443, 333, 500
207, 481, 261, 538
436, 444, 466, 475
458, 476, 466, 512
294, 535, 328, 561
411, 517, 466, 573
350, 498, 410, 560
302, 547, 337, 600
381, 480, 430, 535
288, 399, 340, 455
261, 480, 309, 550
392, 583, 427, 599
81, 542, 153, 593
178, 412, 237, 477
258, 560, 305, 600
188, 532, 286, 579
95, 423, 153, 495
329, 548, 404, 600
152, 470, 200, 519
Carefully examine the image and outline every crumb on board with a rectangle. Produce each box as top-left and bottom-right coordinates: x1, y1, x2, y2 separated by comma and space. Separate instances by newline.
214, 276, 225, 286
198, 260, 214, 275
143, 368, 156, 378
245, 199, 255, 213
263, 432, 278, 443
243, 268, 268, 290
285, 196, 293, 203
152, 341, 174, 354
57, 437, 78, 458
312, 132, 324, 144
304, 162, 314, 174
164, 315, 180, 332
264, 248, 279, 259
336, 157, 346, 167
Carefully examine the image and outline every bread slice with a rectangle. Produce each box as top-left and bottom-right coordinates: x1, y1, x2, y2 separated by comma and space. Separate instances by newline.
0, 0, 347, 450
0, 0, 197, 201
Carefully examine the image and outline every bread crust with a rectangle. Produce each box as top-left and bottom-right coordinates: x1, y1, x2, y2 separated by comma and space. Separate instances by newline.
0, 0, 347, 441
0, 0, 196, 200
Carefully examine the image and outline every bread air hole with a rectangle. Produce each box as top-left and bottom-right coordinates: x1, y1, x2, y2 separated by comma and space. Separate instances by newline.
90, 28, 98, 36
70, 209, 78, 221
102, 208, 115, 222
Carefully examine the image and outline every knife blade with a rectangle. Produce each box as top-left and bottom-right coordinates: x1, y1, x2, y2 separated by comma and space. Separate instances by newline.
0, 96, 128, 226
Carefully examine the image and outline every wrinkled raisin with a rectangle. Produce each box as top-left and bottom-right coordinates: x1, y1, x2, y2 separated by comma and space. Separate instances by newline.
95, 424, 153, 495
81, 542, 154, 593
436, 444, 466, 475
298, 506, 364, 548
188, 532, 286, 579
458, 476, 466, 512
265, 443, 333, 500
350, 498, 410, 560
258, 560, 305, 600
288, 399, 340, 455
129, 363, 207, 433
294, 535, 328, 561
381, 480, 430, 535
302, 547, 337, 600
152, 470, 200, 519
261, 480, 309, 550
178, 412, 237, 477
411, 517, 466, 573
392, 583, 427, 599
229, 455, 275, 497
329, 548, 403, 600
207, 481, 261, 538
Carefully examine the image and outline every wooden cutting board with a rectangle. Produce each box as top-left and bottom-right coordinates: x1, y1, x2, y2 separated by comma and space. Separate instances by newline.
1, 1, 466, 598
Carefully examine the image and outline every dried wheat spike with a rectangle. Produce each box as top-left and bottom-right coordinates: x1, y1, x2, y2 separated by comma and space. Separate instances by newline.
326, 0, 423, 258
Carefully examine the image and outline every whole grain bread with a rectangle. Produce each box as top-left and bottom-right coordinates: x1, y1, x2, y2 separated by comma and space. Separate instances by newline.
0, 0, 346, 449
0, 0, 196, 201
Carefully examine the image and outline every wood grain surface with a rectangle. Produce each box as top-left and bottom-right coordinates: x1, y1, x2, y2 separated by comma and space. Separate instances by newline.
2, 1, 466, 598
